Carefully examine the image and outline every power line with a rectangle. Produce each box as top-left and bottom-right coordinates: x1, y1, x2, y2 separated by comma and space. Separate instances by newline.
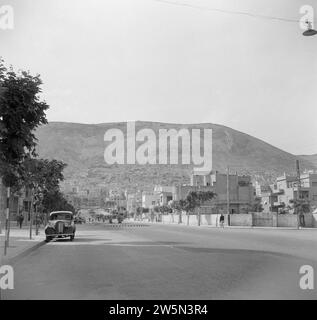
153, 0, 315, 24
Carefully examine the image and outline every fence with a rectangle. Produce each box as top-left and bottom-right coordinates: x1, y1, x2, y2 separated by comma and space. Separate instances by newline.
149, 212, 317, 228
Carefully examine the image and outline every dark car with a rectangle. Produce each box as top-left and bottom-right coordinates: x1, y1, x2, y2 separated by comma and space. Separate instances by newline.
45, 211, 76, 242
74, 216, 85, 224
117, 213, 125, 224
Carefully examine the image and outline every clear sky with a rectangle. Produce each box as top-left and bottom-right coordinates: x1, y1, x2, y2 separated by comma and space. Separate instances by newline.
1, 0, 317, 155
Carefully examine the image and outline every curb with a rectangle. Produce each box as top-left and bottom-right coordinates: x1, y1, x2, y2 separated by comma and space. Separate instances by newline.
3, 239, 47, 266
100, 223, 150, 228
139, 221, 317, 231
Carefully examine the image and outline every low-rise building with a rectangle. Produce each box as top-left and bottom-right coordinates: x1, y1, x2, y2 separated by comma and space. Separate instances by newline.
0, 179, 32, 226
142, 192, 160, 208
127, 193, 142, 214
257, 173, 317, 212
174, 170, 255, 214
154, 186, 174, 206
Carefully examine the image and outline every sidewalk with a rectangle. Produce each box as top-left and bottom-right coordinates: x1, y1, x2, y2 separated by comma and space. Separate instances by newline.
0, 225, 46, 265
132, 219, 317, 230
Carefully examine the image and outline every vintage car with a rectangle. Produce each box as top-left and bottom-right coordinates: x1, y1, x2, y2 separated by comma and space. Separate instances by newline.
74, 216, 85, 224
117, 213, 125, 224
45, 211, 76, 242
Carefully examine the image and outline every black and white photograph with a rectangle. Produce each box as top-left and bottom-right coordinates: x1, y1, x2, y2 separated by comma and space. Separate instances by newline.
0, 0, 317, 307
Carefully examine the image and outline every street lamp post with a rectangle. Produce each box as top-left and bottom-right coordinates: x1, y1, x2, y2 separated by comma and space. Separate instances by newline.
227, 167, 230, 226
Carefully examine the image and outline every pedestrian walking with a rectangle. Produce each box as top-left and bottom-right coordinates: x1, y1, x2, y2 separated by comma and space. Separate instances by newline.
299, 212, 305, 227
219, 214, 225, 228
18, 213, 24, 229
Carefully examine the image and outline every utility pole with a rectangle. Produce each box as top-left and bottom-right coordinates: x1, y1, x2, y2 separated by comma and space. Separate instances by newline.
29, 190, 34, 239
296, 160, 301, 229
198, 185, 201, 227
35, 202, 39, 236
227, 167, 230, 226
4, 187, 10, 255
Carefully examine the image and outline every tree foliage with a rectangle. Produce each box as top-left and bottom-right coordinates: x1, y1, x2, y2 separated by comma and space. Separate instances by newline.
170, 191, 216, 214
291, 198, 311, 214
42, 190, 75, 213
19, 157, 76, 214
170, 199, 190, 213
153, 205, 171, 214
185, 190, 216, 212
0, 58, 49, 187
21, 157, 66, 192
252, 197, 263, 212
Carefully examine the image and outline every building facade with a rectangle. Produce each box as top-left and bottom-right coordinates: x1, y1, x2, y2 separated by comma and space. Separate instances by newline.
258, 173, 317, 213
174, 170, 255, 214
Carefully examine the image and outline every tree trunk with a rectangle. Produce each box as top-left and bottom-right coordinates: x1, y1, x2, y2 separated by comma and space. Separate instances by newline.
29, 191, 34, 240
35, 205, 39, 235
4, 187, 10, 255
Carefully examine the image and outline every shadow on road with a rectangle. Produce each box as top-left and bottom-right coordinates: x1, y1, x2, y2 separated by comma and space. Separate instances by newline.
106, 241, 187, 246
176, 246, 295, 258
50, 238, 112, 243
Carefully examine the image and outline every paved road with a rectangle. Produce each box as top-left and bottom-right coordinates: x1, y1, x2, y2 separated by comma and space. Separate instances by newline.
4, 223, 317, 299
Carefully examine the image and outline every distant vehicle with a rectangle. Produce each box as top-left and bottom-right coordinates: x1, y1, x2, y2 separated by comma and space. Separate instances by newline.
45, 211, 76, 242
74, 216, 85, 224
117, 212, 126, 224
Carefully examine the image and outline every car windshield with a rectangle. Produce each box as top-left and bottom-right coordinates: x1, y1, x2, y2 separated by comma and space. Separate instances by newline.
50, 212, 72, 220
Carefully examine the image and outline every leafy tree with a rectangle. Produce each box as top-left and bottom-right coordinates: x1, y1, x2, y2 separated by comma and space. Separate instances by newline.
135, 207, 150, 214
185, 191, 216, 213
21, 157, 65, 186
170, 199, 190, 213
0, 58, 49, 187
291, 198, 311, 214
21, 157, 67, 210
183, 190, 216, 225
18, 157, 70, 234
0, 59, 48, 246
252, 197, 263, 212
169, 199, 189, 223
155, 205, 171, 214
42, 190, 75, 213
